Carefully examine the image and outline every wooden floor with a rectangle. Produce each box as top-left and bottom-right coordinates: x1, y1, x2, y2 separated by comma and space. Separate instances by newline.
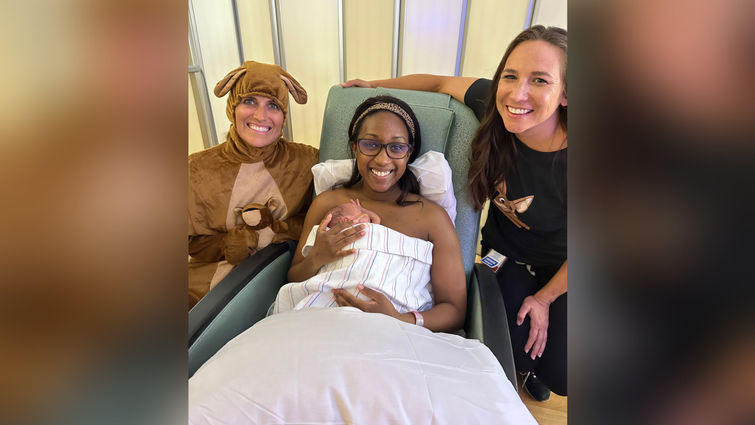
517, 380, 568, 424
472, 258, 567, 423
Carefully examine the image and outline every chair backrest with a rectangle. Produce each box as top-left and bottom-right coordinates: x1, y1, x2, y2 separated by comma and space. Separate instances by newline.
318, 86, 481, 281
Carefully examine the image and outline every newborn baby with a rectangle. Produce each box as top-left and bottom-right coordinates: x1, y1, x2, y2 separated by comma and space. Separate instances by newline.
326, 199, 380, 228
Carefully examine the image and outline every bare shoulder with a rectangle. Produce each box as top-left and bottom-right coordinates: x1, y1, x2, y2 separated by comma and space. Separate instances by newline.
390, 192, 451, 224
425, 199, 460, 244
404, 195, 455, 241
417, 195, 453, 225
311, 188, 353, 213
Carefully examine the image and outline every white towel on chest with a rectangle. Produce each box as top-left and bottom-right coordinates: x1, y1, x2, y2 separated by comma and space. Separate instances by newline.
273, 223, 434, 314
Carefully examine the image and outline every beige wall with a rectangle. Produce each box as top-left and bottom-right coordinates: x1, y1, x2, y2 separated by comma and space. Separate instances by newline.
238, 0, 276, 64
188, 0, 568, 153
344, 0, 394, 81
279, 0, 341, 148
188, 79, 205, 155
191, 0, 239, 145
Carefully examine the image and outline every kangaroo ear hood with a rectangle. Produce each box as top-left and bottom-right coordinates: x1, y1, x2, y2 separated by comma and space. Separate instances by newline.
214, 61, 307, 122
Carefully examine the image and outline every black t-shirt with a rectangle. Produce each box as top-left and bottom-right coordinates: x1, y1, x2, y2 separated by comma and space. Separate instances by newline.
465, 78, 567, 267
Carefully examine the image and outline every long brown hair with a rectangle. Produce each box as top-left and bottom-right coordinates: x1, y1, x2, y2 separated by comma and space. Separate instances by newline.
467, 25, 567, 210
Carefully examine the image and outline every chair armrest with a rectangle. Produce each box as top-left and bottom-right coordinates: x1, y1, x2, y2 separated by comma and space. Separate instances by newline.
188, 240, 296, 345
188, 240, 297, 377
474, 263, 517, 389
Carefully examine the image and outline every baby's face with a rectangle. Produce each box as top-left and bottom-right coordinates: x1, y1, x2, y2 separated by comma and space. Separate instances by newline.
331, 202, 368, 224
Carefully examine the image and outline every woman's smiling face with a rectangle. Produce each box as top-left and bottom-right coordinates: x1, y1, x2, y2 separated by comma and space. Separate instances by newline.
351, 111, 411, 196
496, 40, 567, 143
234, 95, 284, 148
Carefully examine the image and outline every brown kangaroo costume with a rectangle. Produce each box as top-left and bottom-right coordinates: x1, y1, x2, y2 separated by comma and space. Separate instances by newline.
188, 61, 318, 309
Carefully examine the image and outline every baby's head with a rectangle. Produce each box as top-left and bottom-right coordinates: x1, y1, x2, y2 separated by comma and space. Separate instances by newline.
328, 199, 380, 227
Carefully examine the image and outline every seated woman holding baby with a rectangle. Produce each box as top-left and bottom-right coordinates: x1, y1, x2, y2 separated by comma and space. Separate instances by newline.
280, 95, 466, 333
272, 198, 435, 316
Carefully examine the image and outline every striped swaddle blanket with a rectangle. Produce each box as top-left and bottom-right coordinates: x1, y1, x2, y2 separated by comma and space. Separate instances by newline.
272, 223, 434, 314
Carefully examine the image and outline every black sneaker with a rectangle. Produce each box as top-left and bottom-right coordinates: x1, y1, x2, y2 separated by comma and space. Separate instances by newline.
522, 372, 551, 401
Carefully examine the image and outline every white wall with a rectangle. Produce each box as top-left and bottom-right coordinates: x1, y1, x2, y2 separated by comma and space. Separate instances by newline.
534, 0, 568, 29
401, 0, 463, 76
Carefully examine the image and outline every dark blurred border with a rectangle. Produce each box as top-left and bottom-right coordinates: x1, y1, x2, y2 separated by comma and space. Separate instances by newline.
0, 1, 187, 424
570, 0, 755, 424
2, 1, 754, 424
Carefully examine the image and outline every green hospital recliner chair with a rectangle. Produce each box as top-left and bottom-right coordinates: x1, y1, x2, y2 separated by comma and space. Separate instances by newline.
188, 85, 517, 388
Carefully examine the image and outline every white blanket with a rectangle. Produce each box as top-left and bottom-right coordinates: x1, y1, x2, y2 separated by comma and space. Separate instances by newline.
189, 307, 536, 425
271, 223, 434, 314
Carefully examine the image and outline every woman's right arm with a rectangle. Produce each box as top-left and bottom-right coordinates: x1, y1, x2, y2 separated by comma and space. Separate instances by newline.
188, 158, 229, 262
188, 234, 225, 262
341, 74, 478, 104
287, 192, 367, 282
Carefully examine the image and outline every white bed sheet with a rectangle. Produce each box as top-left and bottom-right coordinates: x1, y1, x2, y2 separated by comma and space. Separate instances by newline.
189, 307, 536, 425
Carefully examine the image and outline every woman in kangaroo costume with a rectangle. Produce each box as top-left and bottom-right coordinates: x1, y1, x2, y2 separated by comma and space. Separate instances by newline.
188, 61, 319, 309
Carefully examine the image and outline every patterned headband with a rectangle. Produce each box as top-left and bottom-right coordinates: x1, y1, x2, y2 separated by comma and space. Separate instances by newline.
351, 102, 416, 139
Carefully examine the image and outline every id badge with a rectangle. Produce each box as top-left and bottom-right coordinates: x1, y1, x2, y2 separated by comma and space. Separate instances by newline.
480, 249, 507, 272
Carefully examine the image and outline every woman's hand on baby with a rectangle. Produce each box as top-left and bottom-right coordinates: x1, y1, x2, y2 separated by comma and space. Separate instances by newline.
333, 284, 399, 317
517, 295, 551, 360
309, 213, 366, 265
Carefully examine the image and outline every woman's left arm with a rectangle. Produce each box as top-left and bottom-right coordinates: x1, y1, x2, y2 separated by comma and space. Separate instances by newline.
412, 207, 467, 332
518, 260, 567, 360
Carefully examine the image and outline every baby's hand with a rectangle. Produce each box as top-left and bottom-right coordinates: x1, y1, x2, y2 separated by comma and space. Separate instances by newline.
354, 199, 381, 225
353, 213, 371, 225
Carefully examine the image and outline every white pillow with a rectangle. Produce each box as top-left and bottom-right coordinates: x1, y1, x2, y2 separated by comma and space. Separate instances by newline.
311, 150, 457, 223
189, 308, 536, 425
